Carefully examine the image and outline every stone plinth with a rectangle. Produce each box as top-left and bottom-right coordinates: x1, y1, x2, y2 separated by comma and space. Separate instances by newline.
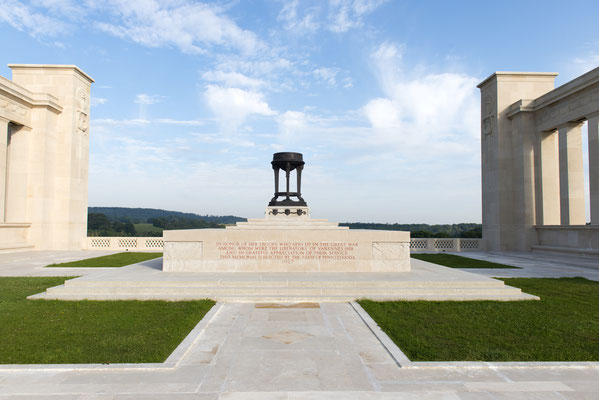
163, 210, 410, 273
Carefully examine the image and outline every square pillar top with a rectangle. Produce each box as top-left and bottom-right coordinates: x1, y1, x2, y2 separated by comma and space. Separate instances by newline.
477, 71, 558, 90
8, 64, 94, 85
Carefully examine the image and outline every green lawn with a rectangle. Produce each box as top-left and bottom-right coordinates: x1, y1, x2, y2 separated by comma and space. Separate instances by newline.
359, 277, 599, 361
0, 277, 214, 364
46, 252, 163, 268
134, 223, 164, 235
411, 253, 520, 268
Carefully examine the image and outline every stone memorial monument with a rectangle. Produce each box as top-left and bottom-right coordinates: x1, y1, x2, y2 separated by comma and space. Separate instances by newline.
163, 152, 411, 272
0, 64, 93, 251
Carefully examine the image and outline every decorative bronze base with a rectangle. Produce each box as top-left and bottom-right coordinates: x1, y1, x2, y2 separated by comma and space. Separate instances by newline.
268, 198, 307, 207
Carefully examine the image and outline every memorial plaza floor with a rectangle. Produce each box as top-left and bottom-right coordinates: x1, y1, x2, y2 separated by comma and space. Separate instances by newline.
0, 250, 598, 399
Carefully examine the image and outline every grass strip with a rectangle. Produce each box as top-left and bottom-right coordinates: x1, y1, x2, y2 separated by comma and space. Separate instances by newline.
0, 277, 214, 364
46, 252, 163, 268
411, 253, 520, 268
359, 277, 599, 361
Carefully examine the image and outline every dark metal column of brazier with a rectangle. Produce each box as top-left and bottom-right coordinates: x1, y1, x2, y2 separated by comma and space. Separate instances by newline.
269, 152, 307, 207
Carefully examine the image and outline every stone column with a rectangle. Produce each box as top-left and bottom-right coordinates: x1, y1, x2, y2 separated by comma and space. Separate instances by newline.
510, 109, 537, 250
536, 131, 560, 225
4, 125, 29, 223
588, 113, 599, 225
0, 117, 8, 221
558, 122, 586, 225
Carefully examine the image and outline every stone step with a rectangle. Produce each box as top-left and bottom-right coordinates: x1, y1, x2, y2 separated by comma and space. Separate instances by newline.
0, 243, 35, 253
45, 284, 522, 297
63, 278, 506, 289
29, 291, 538, 302
226, 225, 349, 230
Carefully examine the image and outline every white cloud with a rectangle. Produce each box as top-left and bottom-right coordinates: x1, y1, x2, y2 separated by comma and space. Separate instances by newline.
134, 94, 163, 105
90, 97, 108, 106
0, 0, 68, 38
327, 0, 385, 33
92, 118, 205, 127
362, 98, 398, 129
96, 0, 262, 55
202, 70, 265, 89
277, 110, 309, 144
363, 42, 480, 153
278, 0, 320, 33
313, 67, 338, 85
91, 118, 150, 127
192, 133, 256, 147
157, 118, 205, 126
278, 0, 384, 34
573, 52, 599, 76
30, 0, 87, 19
204, 85, 276, 133
214, 57, 294, 78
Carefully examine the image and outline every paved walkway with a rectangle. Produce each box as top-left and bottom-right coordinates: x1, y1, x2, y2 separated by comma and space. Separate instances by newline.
451, 251, 599, 281
0, 250, 598, 399
0, 250, 120, 276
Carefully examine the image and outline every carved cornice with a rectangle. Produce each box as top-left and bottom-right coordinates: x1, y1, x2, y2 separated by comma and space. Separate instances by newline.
0, 76, 62, 114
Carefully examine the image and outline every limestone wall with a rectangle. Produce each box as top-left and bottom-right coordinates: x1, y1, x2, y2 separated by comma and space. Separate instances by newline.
163, 228, 411, 273
0, 65, 93, 250
479, 67, 599, 254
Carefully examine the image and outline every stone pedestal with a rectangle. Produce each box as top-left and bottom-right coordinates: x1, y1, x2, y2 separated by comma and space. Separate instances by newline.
163, 208, 410, 273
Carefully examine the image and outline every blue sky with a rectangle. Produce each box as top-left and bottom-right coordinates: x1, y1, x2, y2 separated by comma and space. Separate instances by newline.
1, 0, 598, 223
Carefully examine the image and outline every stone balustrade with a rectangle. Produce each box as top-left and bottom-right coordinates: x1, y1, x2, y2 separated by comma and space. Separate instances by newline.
409, 238, 484, 252
83, 237, 164, 251
533, 225, 599, 257
84, 236, 483, 253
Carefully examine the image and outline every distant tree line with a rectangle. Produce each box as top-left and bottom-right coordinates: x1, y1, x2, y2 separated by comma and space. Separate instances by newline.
88, 213, 137, 237
339, 223, 482, 238
88, 207, 245, 224
147, 216, 222, 230
87, 207, 482, 238
87, 209, 228, 237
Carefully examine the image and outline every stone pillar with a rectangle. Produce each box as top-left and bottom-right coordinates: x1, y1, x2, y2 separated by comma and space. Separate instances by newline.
588, 113, 599, 225
477, 72, 557, 251
9, 64, 93, 249
558, 122, 586, 225
4, 125, 30, 223
510, 108, 538, 250
536, 130, 561, 225
0, 117, 8, 221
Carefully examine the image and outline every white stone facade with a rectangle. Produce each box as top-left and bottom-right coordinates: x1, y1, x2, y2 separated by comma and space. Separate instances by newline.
0, 65, 93, 251
479, 67, 599, 254
163, 209, 411, 273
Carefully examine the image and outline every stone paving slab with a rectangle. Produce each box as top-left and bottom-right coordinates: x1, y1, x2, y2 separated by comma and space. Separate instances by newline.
0, 250, 122, 276
450, 251, 599, 281
1, 300, 599, 398
0, 250, 599, 398
25, 256, 537, 301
